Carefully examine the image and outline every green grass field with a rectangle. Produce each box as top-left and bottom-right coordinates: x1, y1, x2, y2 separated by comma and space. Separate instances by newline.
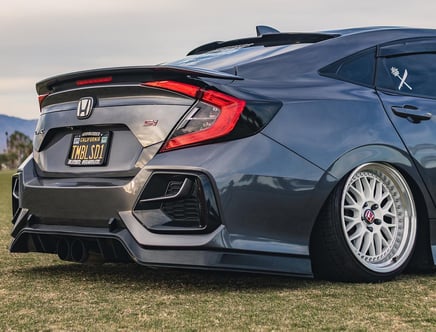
0, 171, 435, 331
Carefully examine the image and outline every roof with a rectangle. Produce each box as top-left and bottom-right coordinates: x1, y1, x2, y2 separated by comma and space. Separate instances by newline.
187, 26, 436, 56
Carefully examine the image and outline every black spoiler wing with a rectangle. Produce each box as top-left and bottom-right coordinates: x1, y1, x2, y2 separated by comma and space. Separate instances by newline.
36, 65, 243, 95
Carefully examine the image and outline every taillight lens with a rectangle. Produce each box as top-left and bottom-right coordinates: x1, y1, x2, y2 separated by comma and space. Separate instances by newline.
38, 93, 49, 111
143, 81, 245, 152
145, 80, 200, 98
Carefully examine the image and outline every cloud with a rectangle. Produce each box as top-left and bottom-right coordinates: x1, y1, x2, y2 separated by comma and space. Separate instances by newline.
2, 0, 436, 119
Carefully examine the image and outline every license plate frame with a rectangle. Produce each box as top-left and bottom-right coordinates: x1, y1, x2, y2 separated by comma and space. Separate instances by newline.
66, 131, 111, 166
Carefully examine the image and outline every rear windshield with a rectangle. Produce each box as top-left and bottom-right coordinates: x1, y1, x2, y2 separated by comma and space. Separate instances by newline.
166, 44, 310, 71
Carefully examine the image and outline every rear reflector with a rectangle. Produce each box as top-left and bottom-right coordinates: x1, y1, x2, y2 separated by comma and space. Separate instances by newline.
38, 94, 48, 103
144, 80, 245, 151
38, 93, 49, 110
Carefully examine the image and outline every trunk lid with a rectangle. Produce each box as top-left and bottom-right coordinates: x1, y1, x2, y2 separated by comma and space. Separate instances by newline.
34, 66, 241, 178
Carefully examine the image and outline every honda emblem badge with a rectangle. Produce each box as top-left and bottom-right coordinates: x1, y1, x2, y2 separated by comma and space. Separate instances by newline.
77, 97, 94, 119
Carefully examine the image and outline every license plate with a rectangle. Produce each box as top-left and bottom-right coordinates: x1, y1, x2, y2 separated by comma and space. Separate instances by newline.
66, 131, 111, 166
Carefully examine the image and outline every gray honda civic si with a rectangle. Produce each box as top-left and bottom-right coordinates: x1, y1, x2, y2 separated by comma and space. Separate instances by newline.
10, 26, 436, 282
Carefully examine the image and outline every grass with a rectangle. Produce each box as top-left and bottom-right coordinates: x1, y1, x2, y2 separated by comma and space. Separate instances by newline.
0, 170, 435, 331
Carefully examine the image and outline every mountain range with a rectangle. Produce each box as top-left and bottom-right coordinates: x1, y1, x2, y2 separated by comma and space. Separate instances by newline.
0, 115, 38, 152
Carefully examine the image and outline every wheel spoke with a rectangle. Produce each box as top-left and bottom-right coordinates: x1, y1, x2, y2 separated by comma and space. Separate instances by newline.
381, 191, 390, 201
368, 240, 376, 257
381, 199, 394, 212
381, 235, 390, 248
374, 233, 383, 256
344, 200, 361, 211
347, 185, 364, 205
360, 232, 372, 254
382, 211, 396, 219
361, 177, 373, 199
349, 223, 364, 242
344, 217, 361, 232
374, 181, 384, 202
380, 225, 393, 241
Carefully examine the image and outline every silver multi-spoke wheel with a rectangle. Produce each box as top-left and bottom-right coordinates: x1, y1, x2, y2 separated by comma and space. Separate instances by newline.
341, 163, 417, 274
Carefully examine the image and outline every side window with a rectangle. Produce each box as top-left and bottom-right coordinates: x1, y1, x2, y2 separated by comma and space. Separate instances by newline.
376, 53, 436, 98
319, 48, 375, 87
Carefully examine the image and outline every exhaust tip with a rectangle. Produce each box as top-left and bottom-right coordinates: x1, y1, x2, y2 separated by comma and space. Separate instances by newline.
57, 239, 71, 261
57, 238, 89, 263
71, 239, 88, 263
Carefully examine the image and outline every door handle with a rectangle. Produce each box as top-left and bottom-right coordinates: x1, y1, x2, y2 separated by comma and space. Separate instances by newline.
391, 105, 432, 122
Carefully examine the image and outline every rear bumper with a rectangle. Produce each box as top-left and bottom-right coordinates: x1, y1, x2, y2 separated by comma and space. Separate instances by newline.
10, 218, 312, 277
13, 154, 222, 236
10, 156, 313, 277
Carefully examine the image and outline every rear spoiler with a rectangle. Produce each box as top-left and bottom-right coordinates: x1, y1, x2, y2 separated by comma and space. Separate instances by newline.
36, 65, 243, 95
187, 33, 338, 56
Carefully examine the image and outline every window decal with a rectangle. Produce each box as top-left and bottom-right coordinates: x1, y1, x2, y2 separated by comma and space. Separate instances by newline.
390, 67, 412, 91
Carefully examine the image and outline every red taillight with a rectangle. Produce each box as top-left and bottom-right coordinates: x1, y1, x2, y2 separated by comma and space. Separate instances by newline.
38, 93, 49, 111
144, 80, 245, 152
76, 76, 113, 86
144, 81, 200, 98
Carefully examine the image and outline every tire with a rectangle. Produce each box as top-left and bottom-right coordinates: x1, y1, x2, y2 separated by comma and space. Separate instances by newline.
311, 163, 417, 282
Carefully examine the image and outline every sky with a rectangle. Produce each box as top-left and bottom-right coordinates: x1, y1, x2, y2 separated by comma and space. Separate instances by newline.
2, 0, 436, 119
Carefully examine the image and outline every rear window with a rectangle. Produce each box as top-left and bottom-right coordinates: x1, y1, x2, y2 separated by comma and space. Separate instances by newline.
376, 53, 436, 98
167, 44, 310, 70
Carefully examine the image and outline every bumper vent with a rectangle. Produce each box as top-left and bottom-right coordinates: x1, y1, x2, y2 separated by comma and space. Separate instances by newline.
133, 172, 220, 233
161, 180, 201, 223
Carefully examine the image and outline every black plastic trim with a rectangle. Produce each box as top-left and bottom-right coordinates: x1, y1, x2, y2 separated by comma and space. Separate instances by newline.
187, 33, 339, 55
133, 171, 221, 234
36, 66, 243, 95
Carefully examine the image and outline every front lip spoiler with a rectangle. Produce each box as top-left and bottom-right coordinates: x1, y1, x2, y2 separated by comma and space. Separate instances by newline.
10, 225, 312, 277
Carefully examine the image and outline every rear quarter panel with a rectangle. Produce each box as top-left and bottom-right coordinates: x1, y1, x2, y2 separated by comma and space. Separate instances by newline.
261, 79, 436, 218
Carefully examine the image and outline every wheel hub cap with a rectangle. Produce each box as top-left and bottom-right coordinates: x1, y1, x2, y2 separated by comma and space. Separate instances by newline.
363, 208, 376, 224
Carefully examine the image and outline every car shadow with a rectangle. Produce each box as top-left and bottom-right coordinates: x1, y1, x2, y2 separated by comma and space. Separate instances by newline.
16, 260, 321, 291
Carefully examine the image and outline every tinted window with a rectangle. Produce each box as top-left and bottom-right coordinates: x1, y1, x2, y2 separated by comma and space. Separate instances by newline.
376, 53, 436, 98
168, 44, 309, 70
320, 48, 375, 86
